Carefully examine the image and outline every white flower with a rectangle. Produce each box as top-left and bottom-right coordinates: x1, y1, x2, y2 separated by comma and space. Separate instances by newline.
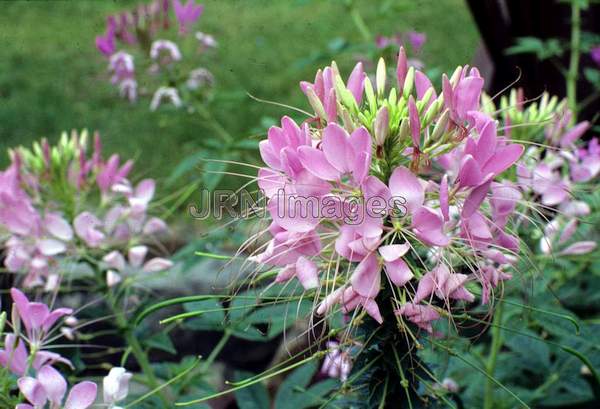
150, 87, 182, 111
150, 39, 182, 62
103, 367, 132, 407
186, 68, 214, 90
195, 31, 218, 48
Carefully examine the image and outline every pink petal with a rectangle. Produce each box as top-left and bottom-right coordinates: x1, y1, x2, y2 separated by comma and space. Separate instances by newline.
45, 213, 73, 241
18, 377, 47, 407
295, 256, 319, 290
560, 121, 590, 147
142, 258, 173, 273
560, 241, 597, 255
143, 217, 168, 235
396, 47, 408, 90
481, 144, 524, 176
128, 245, 148, 268
378, 244, 410, 262
257, 168, 287, 198
462, 180, 491, 218
275, 264, 296, 283
297, 147, 340, 181
42, 308, 73, 332
361, 298, 383, 324
389, 166, 424, 214
453, 76, 484, 120
415, 70, 435, 102
259, 140, 281, 170
37, 239, 67, 256
322, 123, 353, 173
38, 365, 67, 405
27, 303, 50, 331
412, 207, 449, 247
457, 155, 483, 187
64, 381, 98, 409
350, 253, 381, 298
347, 62, 365, 104
10, 288, 32, 331
384, 258, 413, 286
103, 251, 126, 271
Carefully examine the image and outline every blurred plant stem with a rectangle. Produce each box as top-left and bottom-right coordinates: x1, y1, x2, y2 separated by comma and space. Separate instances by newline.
483, 301, 504, 409
195, 103, 234, 145
109, 290, 170, 407
567, 0, 581, 122
345, 0, 372, 43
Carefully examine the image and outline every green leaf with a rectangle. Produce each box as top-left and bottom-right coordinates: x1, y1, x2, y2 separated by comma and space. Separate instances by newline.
202, 160, 227, 190
234, 371, 271, 409
183, 299, 226, 331
167, 151, 206, 185
505, 37, 564, 60
143, 332, 177, 355
504, 329, 550, 371
274, 361, 319, 409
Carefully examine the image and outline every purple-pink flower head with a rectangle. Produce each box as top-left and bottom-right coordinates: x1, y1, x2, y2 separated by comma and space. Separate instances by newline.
591, 45, 600, 67
407, 31, 426, 53
247, 49, 525, 335
173, 0, 204, 34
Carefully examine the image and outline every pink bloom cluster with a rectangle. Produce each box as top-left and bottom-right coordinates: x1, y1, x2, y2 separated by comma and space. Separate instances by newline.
250, 49, 524, 334
509, 103, 599, 257
0, 289, 97, 409
1, 132, 171, 289
96, 0, 215, 108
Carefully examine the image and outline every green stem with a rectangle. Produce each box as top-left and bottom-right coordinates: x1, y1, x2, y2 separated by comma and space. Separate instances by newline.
201, 329, 232, 371
109, 291, 170, 407
484, 302, 504, 409
195, 103, 234, 144
567, 0, 581, 122
348, 4, 372, 43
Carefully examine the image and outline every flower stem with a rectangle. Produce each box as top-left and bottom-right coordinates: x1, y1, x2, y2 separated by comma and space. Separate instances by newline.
201, 329, 232, 371
109, 291, 170, 407
483, 301, 504, 409
567, 0, 581, 122
195, 103, 235, 144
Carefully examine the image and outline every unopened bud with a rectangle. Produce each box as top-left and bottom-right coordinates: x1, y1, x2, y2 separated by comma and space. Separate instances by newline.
402, 67, 415, 100
376, 57, 386, 97
431, 110, 450, 142
0, 312, 6, 335
305, 85, 328, 121
374, 106, 389, 146
364, 77, 376, 113
11, 303, 21, 337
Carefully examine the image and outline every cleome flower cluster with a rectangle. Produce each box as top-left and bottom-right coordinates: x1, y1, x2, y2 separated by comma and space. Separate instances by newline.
0, 130, 171, 290
95, 0, 216, 109
250, 48, 526, 334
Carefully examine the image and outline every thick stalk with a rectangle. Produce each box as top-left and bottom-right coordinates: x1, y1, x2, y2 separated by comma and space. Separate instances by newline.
566, 1, 581, 122
484, 302, 504, 409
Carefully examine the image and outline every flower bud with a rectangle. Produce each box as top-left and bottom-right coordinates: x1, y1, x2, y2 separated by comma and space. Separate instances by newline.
376, 57, 386, 97
430, 110, 450, 142
402, 67, 414, 100
304, 85, 328, 121
11, 303, 21, 337
364, 77, 376, 113
374, 106, 389, 146
0, 312, 6, 335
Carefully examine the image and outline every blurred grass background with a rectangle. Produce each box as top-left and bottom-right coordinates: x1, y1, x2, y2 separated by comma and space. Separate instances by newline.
0, 0, 478, 178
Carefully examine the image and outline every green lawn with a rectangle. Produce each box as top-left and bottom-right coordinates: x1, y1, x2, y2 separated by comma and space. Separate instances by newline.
0, 0, 478, 180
